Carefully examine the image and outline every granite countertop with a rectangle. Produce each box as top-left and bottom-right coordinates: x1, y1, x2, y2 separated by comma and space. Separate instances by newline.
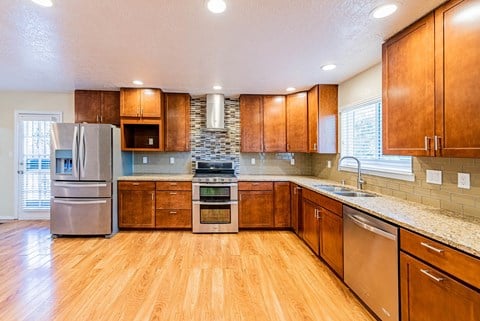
118, 174, 480, 257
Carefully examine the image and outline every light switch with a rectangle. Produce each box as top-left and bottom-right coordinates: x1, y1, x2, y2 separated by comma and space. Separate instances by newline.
290, 158, 295, 165
458, 173, 470, 189
251, 158, 256, 165
426, 170, 442, 185
169, 157, 175, 164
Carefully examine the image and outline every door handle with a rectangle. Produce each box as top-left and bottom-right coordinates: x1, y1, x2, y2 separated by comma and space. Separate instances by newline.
17, 170, 24, 174
347, 214, 397, 241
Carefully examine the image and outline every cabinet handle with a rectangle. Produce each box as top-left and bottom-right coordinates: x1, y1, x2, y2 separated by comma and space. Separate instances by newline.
313, 143, 317, 150
420, 242, 444, 253
169, 211, 177, 214
132, 183, 140, 186
100, 115, 103, 123
434, 136, 441, 151
151, 193, 154, 201
141, 107, 144, 117
420, 269, 444, 282
287, 144, 290, 150
424, 136, 430, 151
170, 183, 178, 186
252, 183, 260, 186
96, 114, 99, 122
169, 192, 177, 195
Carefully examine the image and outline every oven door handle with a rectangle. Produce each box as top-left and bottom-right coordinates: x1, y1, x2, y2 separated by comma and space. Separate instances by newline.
193, 201, 238, 205
192, 183, 238, 188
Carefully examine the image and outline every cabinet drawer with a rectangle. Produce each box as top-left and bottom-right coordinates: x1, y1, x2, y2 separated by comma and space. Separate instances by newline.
156, 181, 191, 191
400, 229, 480, 289
303, 188, 342, 216
238, 181, 273, 191
156, 191, 191, 209
118, 181, 155, 191
156, 209, 192, 228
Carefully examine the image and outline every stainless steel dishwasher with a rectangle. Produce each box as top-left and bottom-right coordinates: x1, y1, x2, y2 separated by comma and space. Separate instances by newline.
343, 205, 399, 321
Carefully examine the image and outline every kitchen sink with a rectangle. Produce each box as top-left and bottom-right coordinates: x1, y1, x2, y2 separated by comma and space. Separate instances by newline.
312, 184, 377, 197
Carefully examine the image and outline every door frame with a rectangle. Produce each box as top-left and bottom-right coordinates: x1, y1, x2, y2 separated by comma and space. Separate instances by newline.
13, 111, 63, 220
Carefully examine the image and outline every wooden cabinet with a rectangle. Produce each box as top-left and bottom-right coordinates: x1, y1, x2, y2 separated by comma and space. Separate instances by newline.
240, 95, 263, 152
120, 88, 162, 118
291, 183, 303, 235
120, 118, 163, 151
263, 96, 287, 152
273, 182, 291, 228
164, 93, 191, 152
118, 181, 155, 228
238, 182, 274, 228
74, 90, 120, 126
155, 181, 191, 229
434, 0, 480, 157
286, 92, 308, 152
307, 85, 338, 153
383, 0, 480, 158
383, 13, 435, 156
302, 188, 343, 276
400, 229, 480, 321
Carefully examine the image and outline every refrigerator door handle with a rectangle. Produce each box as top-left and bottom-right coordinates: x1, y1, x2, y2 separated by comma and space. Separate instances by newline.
53, 182, 108, 188
72, 125, 79, 178
53, 199, 108, 205
79, 125, 86, 178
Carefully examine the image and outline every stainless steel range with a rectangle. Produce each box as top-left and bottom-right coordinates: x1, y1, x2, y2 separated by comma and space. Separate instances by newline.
192, 161, 238, 233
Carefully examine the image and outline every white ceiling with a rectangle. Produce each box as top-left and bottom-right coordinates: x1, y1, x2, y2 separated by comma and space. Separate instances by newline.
0, 0, 446, 96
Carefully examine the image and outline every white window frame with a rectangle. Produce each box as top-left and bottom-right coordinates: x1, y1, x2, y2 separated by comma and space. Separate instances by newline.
339, 97, 415, 182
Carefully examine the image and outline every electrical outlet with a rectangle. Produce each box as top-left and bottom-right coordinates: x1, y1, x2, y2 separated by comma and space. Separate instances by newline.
251, 158, 256, 165
327, 160, 332, 168
458, 173, 470, 189
426, 170, 442, 185
148, 138, 154, 145
169, 157, 175, 165
142, 156, 148, 164
290, 158, 295, 165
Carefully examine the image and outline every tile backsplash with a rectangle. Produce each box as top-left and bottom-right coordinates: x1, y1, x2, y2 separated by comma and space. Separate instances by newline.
240, 153, 312, 175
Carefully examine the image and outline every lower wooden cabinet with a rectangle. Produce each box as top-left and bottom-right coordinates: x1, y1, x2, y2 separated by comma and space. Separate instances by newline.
118, 181, 155, 228
302, 188, 343, 277
274, 182, 291, 228
291, 184, 303, 235
400, 252, 480, 321
239, 182, 274, 228
155, 181, 192, 229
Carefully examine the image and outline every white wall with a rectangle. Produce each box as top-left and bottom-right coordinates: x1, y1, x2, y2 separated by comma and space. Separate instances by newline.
338, 63, 381, 109
0, 91, 74, 219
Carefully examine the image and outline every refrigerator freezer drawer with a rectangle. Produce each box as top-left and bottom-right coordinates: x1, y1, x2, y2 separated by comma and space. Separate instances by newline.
51, 198, 112, 235
51, 181, 112, 198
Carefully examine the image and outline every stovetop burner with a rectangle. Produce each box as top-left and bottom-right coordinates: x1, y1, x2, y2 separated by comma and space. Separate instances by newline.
192, 161, 237, 183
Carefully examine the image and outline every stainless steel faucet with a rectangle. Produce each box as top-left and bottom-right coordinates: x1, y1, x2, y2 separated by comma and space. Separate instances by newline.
339, 156, 364, 190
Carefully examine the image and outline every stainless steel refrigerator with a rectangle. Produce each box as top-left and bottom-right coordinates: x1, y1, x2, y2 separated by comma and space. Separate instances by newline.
50, 123, 129, 237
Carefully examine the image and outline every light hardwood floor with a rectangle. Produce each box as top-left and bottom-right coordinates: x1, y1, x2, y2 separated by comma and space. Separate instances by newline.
0, 221, 375, 321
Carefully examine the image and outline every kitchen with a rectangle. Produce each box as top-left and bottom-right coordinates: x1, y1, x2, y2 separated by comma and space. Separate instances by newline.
0, 0, 479, 320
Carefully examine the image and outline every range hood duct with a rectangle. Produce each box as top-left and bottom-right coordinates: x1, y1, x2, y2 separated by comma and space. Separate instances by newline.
206, 94, 225, 130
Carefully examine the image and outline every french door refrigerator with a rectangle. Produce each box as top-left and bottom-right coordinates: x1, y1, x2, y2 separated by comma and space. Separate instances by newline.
50, 123, 125, 237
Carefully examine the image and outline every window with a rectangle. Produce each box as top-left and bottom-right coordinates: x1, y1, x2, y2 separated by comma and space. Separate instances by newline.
340, 98, 413, 181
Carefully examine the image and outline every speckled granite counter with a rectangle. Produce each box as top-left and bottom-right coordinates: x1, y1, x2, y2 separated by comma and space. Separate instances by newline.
118, 174, 480, 257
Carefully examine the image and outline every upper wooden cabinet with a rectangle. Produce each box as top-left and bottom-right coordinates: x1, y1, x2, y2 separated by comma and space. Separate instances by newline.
240, 95, 263, 152
120, 88, 162, 118
74, 90, 120, 126
164, 93, 191, 152
383, 0, 480, 158
434, 0, 480, 157
286, 92, 308, 152
263, 96, 287, 152
307, 85, 338, 153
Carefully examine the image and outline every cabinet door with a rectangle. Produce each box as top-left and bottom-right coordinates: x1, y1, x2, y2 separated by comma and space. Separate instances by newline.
317, 85, 338, 154
307, 86, 319, 152
118, 189, 155, 228
291, 184, 302, 235
320, 208, 343, 278
263, 96, 286, 152
141, 89, 162, 118
382, 13, 435, 156
286, 92, 308, 152
302, 199, 320, 255
165, 93, 191, 151
274, 182, 291, 228
400, 252, 480, 321
120, 88, 141, 117
435, 0, 480, 158
239, 190, 274, 228
240, 95, 263, 152
100, 91, 120, 126
75, 90, 101, 123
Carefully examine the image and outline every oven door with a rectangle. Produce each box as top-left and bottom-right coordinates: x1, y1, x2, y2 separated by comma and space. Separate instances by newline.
192, 183, 238, 201
192, 201, 238, 233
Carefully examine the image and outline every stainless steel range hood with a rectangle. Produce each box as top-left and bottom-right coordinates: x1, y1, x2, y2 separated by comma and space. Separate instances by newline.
206, 94, 225, 130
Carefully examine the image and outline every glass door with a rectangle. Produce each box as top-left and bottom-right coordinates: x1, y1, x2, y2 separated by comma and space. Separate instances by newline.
15, 112, 62, 219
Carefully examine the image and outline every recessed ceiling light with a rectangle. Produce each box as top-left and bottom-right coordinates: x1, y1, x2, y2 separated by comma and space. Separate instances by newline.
321, 64, 337, 71
207, 0, 226, 14
371, 4, 398, 19
32, 0, 53, 7
132, 80, 143, 86
213, 85, 222, 90
286, 87, 296, 92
